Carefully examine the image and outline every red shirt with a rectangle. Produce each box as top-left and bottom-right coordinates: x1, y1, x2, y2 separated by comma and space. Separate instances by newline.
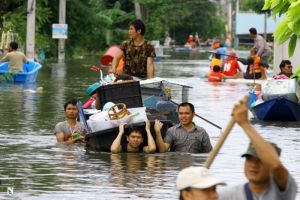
223, 60, 241, 76
208, 71, 223, 82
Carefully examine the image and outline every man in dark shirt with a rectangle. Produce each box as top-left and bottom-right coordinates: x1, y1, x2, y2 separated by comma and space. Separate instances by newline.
155, 102, 212, 153
275, 60, 293, 78
111, 19, 156, 79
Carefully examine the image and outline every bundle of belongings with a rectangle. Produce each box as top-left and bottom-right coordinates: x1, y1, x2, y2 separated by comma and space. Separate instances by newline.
87, 102, 148, 132
261, 78, 300, 104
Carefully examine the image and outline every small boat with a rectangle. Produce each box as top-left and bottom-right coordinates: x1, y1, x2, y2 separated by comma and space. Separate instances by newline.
0, 60, 42, 83
82, 78, 192, 152
250, 97, 300, 121
249, 79, 300, 121
173, 46, 192, 53
151, 41, 171, 62
154, 54, 171, 62
139, 77, 191, 103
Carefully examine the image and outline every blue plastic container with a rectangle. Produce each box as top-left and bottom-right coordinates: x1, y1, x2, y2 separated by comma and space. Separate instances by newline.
86, 82, 102, 96
0, 60, 42, 83
248, 91, 257, 108
143, 95, 158, 109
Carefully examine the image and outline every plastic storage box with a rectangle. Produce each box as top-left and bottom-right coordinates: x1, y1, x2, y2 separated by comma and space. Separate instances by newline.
96, 81, 143, 109
262, 79, 300, 103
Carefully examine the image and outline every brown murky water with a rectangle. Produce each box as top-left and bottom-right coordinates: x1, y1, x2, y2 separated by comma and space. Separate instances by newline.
0, 52, 299, 199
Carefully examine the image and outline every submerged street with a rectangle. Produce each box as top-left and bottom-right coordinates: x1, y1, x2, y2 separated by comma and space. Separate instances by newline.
0, 52, 299, 199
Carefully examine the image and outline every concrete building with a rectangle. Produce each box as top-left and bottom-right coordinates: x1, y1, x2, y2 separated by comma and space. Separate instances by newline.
236, 12, 281, 46
235, 12, 300, 74
214, 1, 300, 73
274, 39, 300, 74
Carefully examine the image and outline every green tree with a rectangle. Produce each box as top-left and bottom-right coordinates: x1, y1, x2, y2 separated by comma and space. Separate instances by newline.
0, 1, 27, 45
0, 1, 54, 55
56, 0, 133, 57
139, 0, 225, 44
263, 0, 300, 57
94, 1, 134, 46
240, 0, 268, 13
1, 0, 226, 59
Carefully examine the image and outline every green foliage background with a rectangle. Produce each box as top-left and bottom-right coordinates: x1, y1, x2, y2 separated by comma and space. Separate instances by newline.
239, 0, 267, 13
0, 0, 226, 59
263, 0, 300, 57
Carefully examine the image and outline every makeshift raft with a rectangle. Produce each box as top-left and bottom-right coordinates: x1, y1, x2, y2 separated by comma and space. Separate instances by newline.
83, 78, 192, 151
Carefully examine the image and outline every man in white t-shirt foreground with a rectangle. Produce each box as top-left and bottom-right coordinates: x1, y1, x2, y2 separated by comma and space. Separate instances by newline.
219, 97, 297, 200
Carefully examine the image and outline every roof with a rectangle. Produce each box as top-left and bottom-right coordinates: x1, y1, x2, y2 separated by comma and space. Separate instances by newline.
140, 77, 192, 88
236, 12, 284, 35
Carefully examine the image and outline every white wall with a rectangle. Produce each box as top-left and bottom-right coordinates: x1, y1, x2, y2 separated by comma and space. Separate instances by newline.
274, 39, 300, 74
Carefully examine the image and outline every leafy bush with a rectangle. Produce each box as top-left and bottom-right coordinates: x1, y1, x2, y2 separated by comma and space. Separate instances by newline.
263, 0, 300, 57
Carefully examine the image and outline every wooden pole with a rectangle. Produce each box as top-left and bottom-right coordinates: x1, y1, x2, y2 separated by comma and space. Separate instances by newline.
58, 0, 66, 63
264, 13, 267, 40
232, 0, 238, 48
204, 118, 235, 169
227, 0, 232, 48
26, 0, 36, 59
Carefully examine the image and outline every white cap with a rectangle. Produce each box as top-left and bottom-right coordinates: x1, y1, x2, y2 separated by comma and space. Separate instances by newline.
176, 166, 225, 190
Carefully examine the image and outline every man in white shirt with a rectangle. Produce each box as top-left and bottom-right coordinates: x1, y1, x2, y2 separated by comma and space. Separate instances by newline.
219, 97, 297, 200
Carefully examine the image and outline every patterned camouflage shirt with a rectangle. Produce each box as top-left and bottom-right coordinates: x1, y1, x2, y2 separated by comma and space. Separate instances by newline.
120, 39, 156, 78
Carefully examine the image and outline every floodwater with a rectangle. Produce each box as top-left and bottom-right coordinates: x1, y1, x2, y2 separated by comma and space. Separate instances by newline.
0, 51, 299, 199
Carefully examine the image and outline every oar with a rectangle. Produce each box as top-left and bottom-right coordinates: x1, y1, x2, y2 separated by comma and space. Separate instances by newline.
204, 117, 235, 169
194, 113, 222, 130
76, 101, 92, 134
170, 99, 222, 130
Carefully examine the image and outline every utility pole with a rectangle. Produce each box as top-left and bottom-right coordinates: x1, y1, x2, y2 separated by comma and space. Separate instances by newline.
227, 0, 232, 48
26, 0, 36, 59
58, 0, 66, 63
134, 0, 142, 20
232, 0, 238, 48
264, 13, 267, 40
